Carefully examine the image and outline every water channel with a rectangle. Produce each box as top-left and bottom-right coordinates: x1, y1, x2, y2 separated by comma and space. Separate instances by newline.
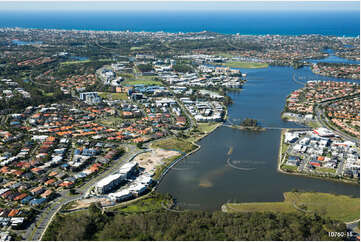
157, 53, 360, 211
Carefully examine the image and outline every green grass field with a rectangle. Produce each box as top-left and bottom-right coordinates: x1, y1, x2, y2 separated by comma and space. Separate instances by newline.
185, 123, 221, 143
222, 61, 269, 69
224, 192, 360, 223
97, 116, 124, 126
120, 75, 164, 86
44, 92, 54, 97
215, 52, 237, 58
151, 137, 197, 153
226, 201, 295, 213
98, 92, 128, 100
316, 167, 337, 174
305, 120, 322, 129
281, 164, 298, 172
122, 79, 164, 86
281, 141, 289, 155
197, 123, 220, 133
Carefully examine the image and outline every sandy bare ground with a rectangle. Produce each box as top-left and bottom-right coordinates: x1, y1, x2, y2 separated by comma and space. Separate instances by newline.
70, 197, 113, 210
134, 148, 180, 174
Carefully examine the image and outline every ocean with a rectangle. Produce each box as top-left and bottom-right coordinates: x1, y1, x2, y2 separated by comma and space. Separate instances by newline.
0, 10, 359, 36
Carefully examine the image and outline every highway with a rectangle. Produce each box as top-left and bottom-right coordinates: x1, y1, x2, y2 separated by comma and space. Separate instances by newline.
314, 104, 359, 145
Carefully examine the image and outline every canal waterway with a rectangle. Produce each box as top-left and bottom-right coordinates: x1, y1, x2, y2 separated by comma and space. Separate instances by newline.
157, 56, 360, 211
305, 48, 360, 65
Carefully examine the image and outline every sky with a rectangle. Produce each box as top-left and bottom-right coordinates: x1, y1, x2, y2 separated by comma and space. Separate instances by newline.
0, 1, 359, 12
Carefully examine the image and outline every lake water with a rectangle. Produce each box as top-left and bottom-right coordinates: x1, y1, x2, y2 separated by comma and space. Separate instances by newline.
69, 56, 89, 61
157, 58, 360, 211
306, 49, 360, 65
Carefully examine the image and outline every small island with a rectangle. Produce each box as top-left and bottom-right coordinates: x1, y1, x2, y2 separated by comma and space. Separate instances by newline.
231, 118, 266, 131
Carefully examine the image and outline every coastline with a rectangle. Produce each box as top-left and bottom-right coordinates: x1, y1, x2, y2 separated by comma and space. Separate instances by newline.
2, 25, 359, 38
277, 128, 287, 173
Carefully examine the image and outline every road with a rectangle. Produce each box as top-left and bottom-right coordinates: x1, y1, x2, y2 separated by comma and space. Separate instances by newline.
314, 104, 359, 144
346, 219, 360, 232
336, 161, 344, 176
24, 144, 141, 241
166, 87, 196, 132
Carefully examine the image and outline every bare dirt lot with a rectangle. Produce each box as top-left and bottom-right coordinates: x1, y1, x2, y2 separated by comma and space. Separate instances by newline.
70, 197, 113, 210
134, 148, 180, 174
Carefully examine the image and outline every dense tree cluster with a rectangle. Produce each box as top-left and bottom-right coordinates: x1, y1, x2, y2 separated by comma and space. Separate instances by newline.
172, 63, 193, 73
43, 209, 346, 241
0, 86, 70, 113
137, 64, 153, 73
241, 118, 259, 127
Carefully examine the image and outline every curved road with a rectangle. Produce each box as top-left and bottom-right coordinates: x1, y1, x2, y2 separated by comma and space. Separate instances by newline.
314, 104, 359, 144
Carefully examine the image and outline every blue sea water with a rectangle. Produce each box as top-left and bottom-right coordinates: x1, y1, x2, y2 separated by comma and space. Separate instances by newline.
0, 10, 359, 36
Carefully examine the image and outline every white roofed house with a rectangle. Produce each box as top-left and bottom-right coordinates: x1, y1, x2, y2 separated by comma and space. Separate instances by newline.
293, 144, 302, 153
313, 128, 334, 137
95, 173, 126, 194
284, 132, 298, 143
128, 183, 148, 196
118, 162, 138, 179
108, 189, 133, 202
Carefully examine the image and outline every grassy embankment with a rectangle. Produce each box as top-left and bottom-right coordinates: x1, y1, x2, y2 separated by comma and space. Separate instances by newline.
186, 123, 221, 143
105, 193, 173, 213
316, 167, 337, 174
278, 129, 290, 171
223, 192, 360, 223
151, 137, 197, 180
222, 61, 269, 69
152, 137, 197, 154
281, 164, 298, 172
278, 129, 305, 173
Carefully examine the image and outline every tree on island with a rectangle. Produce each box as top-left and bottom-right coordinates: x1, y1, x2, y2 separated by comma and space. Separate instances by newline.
241, 118, 259, 127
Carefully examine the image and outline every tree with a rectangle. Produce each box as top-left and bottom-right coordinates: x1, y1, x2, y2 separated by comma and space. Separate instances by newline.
172, 63, 193, 73
69, 188, 77, 195
88, 202, 102, 217
224, 95, 233, 106
137, 64, 153, 73
241, 118, 258, 127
